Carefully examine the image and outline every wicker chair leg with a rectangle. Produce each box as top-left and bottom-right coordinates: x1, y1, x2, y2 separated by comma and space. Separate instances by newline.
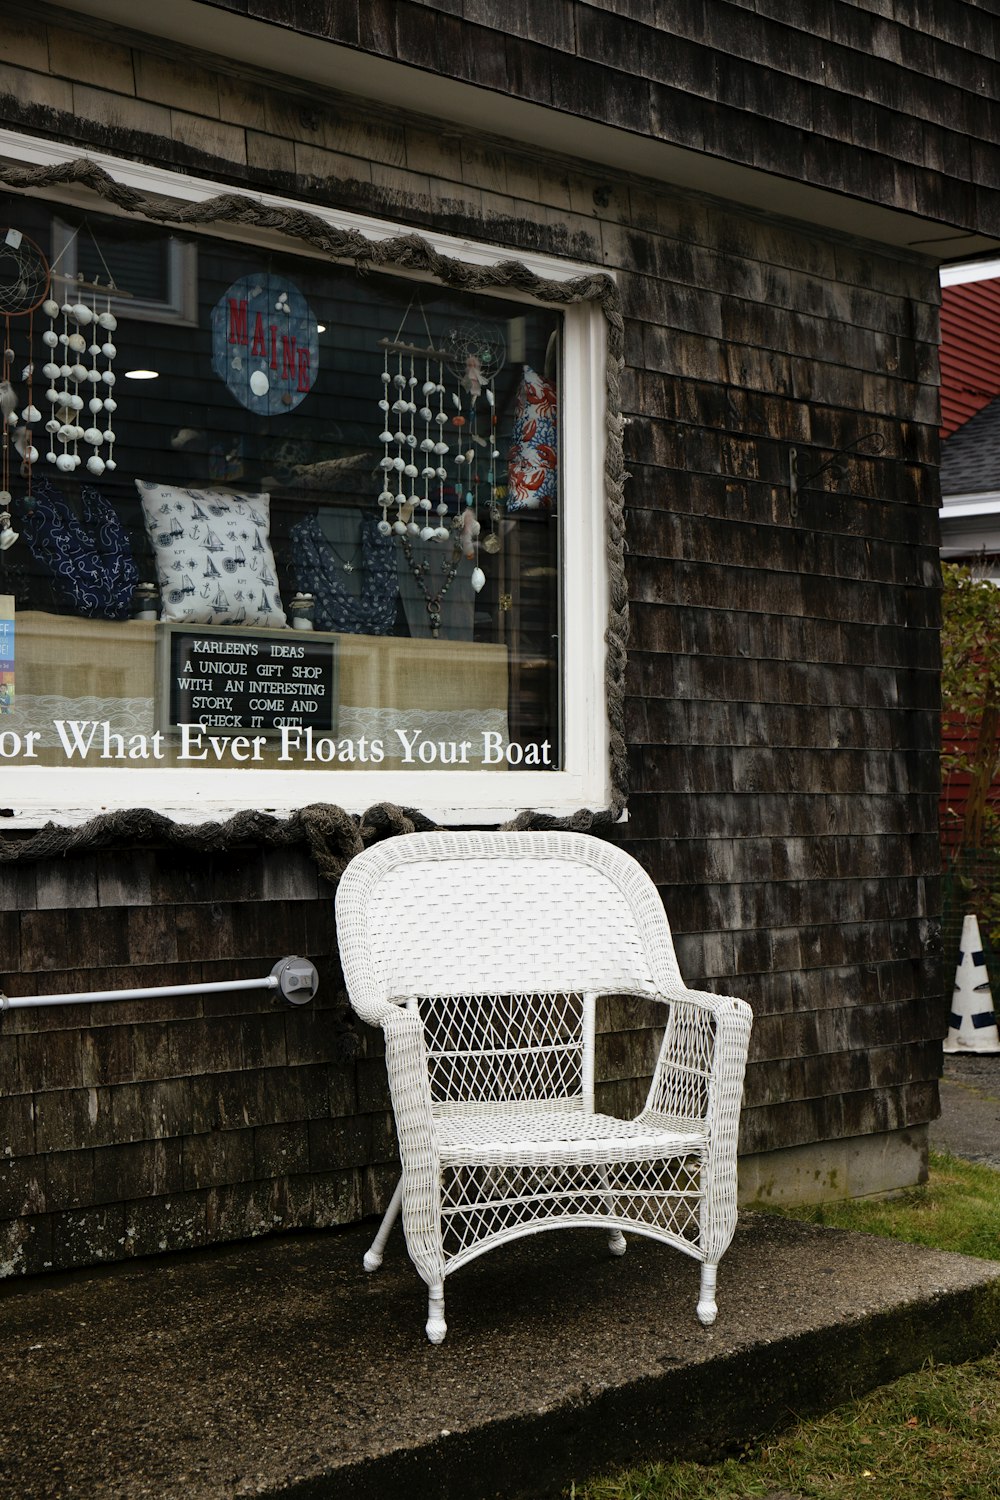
426, 1281, 447, 1344
697, 1262, 718, 1325
598, 1165, 627, 1256
363, 1176, 403, 1272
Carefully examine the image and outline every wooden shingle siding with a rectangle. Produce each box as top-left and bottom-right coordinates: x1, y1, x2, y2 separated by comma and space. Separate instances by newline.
197, 0, 1000, 236
0, 1, 962, 1269
616, 163, 942, 1154
0, 847, 375, 1274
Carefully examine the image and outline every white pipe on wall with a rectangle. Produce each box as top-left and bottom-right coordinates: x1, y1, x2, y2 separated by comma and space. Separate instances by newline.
0, 956, 319, 1011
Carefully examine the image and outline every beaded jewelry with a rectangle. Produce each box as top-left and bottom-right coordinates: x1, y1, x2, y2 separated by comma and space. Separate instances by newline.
442, 321, 506, 595
399, 533, 461, 638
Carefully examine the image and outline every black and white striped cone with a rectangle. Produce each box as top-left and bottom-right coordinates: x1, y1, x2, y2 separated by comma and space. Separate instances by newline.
944, 912, 1000, 1053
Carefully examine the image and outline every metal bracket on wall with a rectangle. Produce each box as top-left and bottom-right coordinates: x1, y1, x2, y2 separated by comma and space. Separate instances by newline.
0, 956, 320, 1013
788, 431, 886, 519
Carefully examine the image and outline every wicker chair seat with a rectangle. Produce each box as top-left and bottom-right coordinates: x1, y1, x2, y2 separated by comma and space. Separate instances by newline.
436, 1108, 707, 1167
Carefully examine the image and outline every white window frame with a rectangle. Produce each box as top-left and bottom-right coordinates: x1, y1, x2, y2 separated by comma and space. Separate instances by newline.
0, 131, 613, 826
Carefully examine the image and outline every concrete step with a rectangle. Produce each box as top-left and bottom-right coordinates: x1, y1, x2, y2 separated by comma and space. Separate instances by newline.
2, 1214, 999, 1499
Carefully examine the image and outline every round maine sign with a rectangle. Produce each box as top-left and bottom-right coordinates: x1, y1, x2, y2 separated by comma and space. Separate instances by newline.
212, 274, 319, 415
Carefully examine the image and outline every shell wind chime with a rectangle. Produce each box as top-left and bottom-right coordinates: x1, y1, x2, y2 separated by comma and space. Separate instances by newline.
443, 320, 505, 575
0, 227, 52, 550
374, 313, 505, 637
32, 222, 132, 482
39, 291, 123, 479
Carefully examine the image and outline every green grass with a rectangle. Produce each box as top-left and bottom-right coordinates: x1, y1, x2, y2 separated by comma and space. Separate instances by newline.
575, 1353, 1000, 1499
763, 1149, 1000, 1263
571, 1151, 1000, 1500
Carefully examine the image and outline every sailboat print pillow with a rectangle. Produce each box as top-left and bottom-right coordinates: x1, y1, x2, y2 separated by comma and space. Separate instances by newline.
136, 481, 287, 629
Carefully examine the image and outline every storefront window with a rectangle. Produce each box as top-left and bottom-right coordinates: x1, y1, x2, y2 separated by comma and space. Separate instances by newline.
0, 172, 610, 820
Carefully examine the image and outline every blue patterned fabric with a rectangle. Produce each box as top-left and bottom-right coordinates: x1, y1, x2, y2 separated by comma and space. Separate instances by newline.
289, 513, 398, 635
16, 478, 138, 620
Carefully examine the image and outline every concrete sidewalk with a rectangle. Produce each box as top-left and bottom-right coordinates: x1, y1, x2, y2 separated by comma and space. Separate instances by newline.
932, 1052, 1000, 1168
2, 1206, 999, 1500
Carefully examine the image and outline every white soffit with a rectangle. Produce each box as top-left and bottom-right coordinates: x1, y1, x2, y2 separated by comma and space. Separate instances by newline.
940, 493, 1000, 517
53, 0, 1000, 261
940, 256, 1000, 286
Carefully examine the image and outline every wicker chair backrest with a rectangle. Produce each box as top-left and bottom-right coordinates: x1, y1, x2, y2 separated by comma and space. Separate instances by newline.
338, 831, 686, 1112
342, 831, 683, 1005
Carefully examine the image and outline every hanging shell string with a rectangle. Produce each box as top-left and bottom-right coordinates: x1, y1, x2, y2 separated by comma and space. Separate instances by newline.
418, 356, 436, 537
1, 313, 13, 505
388, 350, 407, 533
19, 311, 39, 494
48, 301, 65, 471
99, 291, 118, 473
84, 295, 105, 476
403, 353, 419, 535
482, 380, 501, 554
41, 294, 60, 468
434, 358, 449, 530
435, 358, 448, 541
430, 357, 449, 542
455, 386, 479, 579
60, 300, 78, 473
66, 298, 83, 474
389, 357, 407, 531
465, 354, 485, 595
418, 355, 435, 540
406, 354, 428, 539
377, 345, 393, 535
0, 231, 50, 514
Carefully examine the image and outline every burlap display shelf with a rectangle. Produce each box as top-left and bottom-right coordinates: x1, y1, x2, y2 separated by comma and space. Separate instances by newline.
7, 611, 509, 772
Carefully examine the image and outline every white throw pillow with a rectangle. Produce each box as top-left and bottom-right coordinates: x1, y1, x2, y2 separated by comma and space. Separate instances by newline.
136, 481, 287, 628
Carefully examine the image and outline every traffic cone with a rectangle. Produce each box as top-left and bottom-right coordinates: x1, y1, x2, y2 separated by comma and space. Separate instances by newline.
944, 912, 1000, 1053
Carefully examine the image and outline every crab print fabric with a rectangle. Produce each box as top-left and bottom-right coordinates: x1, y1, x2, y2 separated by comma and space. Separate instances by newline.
506, 364, 558, 512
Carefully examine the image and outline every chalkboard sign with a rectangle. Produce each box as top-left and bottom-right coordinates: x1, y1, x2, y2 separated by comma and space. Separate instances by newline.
161, 627, 338, 735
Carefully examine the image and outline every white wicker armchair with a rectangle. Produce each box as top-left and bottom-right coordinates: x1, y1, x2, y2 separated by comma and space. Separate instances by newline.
335, 830, 753, 1343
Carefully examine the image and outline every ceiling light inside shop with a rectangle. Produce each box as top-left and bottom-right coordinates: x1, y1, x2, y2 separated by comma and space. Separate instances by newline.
124, 369, 159, 379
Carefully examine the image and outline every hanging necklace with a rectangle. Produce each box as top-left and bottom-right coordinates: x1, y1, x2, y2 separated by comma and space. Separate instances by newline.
399, 535, 460, 638
328, 537, 365, 573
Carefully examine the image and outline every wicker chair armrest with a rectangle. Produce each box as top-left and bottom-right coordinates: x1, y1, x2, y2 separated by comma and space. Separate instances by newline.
345, 990, 400, 1029
641, 989, 751, 1265
642, 989, 752, 1129
380, 1005, 445, 1288
381, 1005, 439, 1158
